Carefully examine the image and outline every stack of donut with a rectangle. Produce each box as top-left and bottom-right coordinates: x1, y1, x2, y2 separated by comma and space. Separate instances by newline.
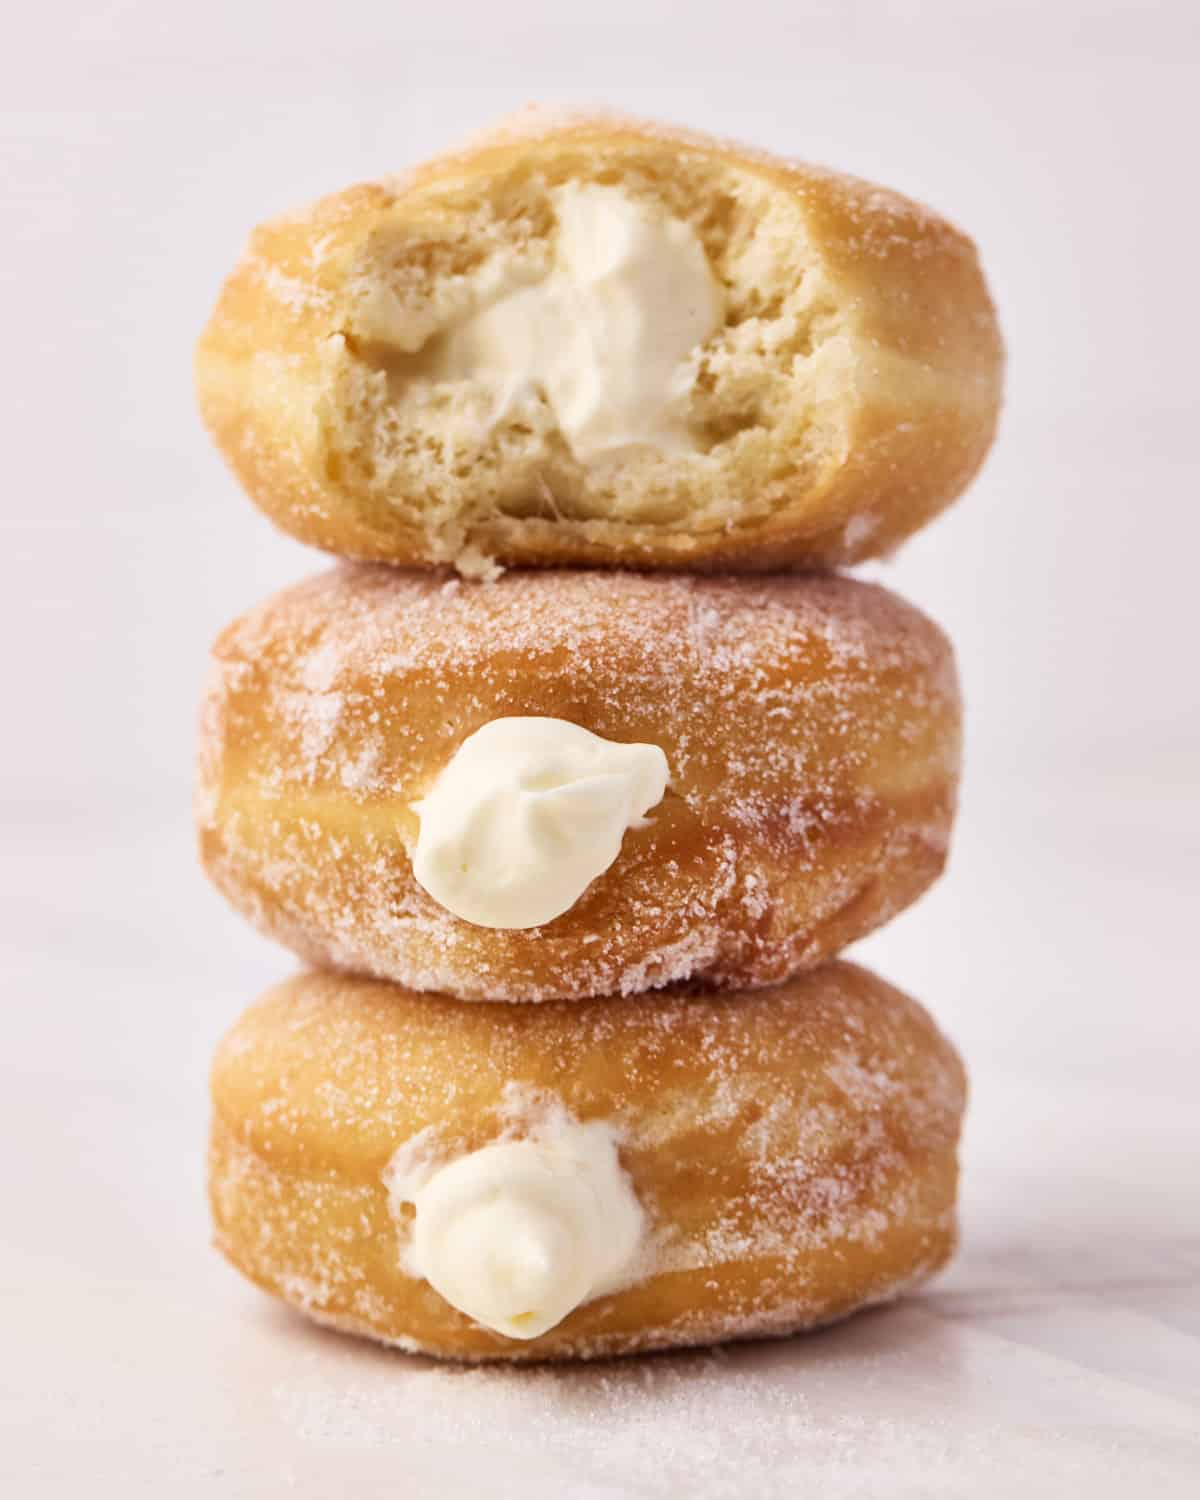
196, 108, 1002, 1361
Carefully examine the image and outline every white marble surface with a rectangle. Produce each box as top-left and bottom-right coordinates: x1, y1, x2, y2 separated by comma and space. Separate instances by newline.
4, 1, 1200, 1492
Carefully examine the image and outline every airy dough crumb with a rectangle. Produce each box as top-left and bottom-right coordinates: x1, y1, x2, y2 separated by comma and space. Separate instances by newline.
328, 156, 839, 569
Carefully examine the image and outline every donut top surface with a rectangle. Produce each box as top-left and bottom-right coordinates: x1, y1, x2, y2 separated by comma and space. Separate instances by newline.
212, 964, 967, 1179
201, 565, 958, 816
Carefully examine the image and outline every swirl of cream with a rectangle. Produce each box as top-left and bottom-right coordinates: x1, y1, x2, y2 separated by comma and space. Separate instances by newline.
410, 716, 669, 929
389, 1121, 645, 1340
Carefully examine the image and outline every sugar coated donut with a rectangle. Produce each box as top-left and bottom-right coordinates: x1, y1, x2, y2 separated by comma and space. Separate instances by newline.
208, 963, 966, 1362
195, 106, 1003, 577
197, 567, 961, 1002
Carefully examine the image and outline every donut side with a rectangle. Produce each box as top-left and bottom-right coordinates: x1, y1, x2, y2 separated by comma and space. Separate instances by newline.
195, 109, 1003, 575
196, 567, 962, 1002
208, 963, 967, 1362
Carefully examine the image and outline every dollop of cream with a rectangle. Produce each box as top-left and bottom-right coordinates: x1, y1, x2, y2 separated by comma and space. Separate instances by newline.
421, 183, 724, 462
386, 1107, 645, 1340
411, 716, 669, 929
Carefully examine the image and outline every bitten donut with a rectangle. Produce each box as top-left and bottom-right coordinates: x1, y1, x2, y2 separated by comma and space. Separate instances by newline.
197, 567, 961, 1002
195, 106, 1003, 577
209, 963, 967, 1362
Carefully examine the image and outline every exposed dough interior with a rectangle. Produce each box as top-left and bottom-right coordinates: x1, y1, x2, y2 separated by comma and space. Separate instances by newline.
328, 152, 847, 556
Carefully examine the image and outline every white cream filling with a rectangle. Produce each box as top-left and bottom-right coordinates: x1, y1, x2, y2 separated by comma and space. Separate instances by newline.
385, 1102, 645, 1341
410, 716, 669, 929
418, 183, 724, 462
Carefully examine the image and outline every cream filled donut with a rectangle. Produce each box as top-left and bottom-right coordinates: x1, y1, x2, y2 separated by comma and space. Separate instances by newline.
196, 567, 961, 1002
195, 106, 1003, 576
208, 964, 967, 1362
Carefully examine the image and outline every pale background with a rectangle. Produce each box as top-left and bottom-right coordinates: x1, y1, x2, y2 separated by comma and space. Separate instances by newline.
3, 2, 1198, 1494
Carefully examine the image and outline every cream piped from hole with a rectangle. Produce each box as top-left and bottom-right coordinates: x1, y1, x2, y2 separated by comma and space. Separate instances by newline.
410, 716, 669, 929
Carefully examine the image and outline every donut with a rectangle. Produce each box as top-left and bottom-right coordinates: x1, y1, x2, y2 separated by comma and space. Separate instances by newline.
197, 567, 961, 1002
195, 106, 1003, 578
208, 963, 966, 1362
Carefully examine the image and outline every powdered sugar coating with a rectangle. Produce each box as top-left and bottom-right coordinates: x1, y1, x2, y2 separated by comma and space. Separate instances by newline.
436, 102, 955, 243
209, 963, 966, 1361
198, 567, 960, 1002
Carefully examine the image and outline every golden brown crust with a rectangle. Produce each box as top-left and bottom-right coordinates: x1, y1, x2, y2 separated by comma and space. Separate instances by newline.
195, 108, 1003, 573
208, 963, 966, 1361
196, 566, 961, 1002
